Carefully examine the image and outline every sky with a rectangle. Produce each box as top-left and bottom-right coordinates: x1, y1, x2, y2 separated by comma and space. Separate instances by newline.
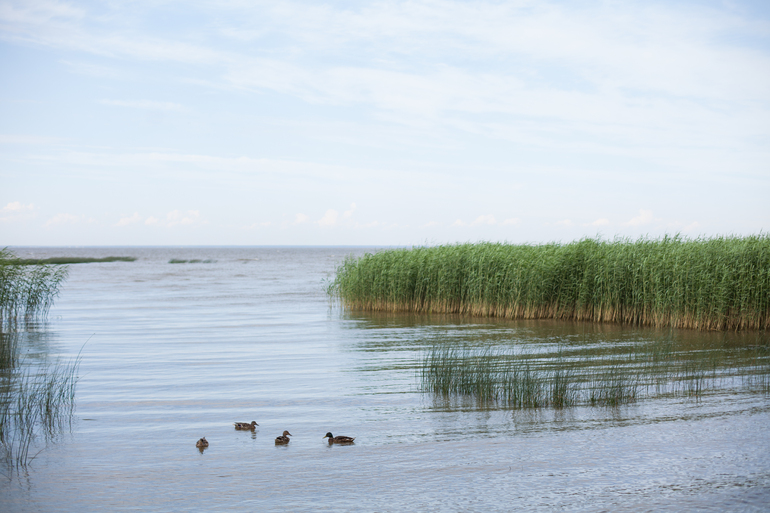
1, 0, 769, 246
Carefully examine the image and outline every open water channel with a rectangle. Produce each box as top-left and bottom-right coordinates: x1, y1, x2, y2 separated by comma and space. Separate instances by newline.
1, 247, 769, 511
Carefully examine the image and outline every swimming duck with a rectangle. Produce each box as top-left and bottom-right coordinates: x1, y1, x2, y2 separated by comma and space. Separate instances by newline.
234, 421, 259, 430
275, 431, 292, 445
196, 437, 209, 448
323, 432, 355, 444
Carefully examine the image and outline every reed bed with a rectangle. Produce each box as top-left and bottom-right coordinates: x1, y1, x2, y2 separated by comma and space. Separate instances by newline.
422, 346, 581, 408
0, 249, 78, 470
1, 249, 68, 327
332, 235, 770, 331
0, 333, 80, 471
421, 339, 770, 409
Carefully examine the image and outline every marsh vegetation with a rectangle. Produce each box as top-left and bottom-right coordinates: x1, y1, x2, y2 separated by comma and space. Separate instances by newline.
0, 332, 80, 472
421, 334, 770, 408
1, 249, 68, 329
332, 235, 770, 331
0, 249, 79, 472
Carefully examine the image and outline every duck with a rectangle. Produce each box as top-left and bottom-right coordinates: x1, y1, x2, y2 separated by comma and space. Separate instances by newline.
234, 421, 259, 430
323, 432, 355, 444
275, 430, 292, 445
196, 437, 209, 448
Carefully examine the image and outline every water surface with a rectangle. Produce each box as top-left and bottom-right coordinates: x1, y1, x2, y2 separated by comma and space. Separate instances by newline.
1, 247, 768, 511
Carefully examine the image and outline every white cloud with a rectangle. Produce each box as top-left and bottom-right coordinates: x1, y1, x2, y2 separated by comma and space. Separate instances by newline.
0, 1, 767, 244
44, 213, 84, 227
143, 212, 203, 227
343, 203, 357, 218
5, 0, 767, 162
625, 210, 654, 227
165, 210, 201, 227
555, 219, 574, 227
205, 2, 770, 171
115, 212, 142, 227
471, 214, 496, 226
0, 201, 35, 223
423, 221, 441, 228
309, 203, 358, 228
683, 221, 701, 233
2, 201, 34, 213
317, 209, 339, 227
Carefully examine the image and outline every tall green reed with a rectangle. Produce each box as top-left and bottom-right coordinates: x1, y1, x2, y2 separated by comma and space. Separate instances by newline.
0, 332, 81, 471
421, 337, 769, 409
422, 346, 580, 408
1, 249, 75, 471
332, 235, 770, 331
588, 366, 639, 406
1, 248, 68, 328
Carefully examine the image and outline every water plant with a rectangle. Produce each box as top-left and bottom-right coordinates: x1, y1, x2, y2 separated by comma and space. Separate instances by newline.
0, 249, 78, 471
1, 249, 68, 328
549, 367, 579, 408
422, 346, 580, 408
0, 332, 81, 471
420, 335, 769, 409
588, 366, 639, 406
741, 349, 770, 393
332, 235, 770, 331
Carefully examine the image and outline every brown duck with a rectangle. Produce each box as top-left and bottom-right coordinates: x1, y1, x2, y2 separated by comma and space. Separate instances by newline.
196, 437, 209, 448
324, 432, 355, 444
275, 430, 292, 445
234, 421, 259, 430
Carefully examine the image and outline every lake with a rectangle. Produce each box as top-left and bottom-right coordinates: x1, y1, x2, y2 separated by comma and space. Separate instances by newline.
1, 247, 769, 511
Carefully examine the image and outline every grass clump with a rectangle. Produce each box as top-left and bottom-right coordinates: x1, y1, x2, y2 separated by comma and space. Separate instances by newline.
0, 251, 78, 471
421, 336, 769, 409
422, 346, 580, 408
332, 235, 770, 331
0, 249, 68, 328
588, 366, 639, 406
0, 333, 80, 471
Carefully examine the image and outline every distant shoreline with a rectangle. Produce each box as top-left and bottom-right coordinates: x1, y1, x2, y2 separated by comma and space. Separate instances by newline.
3, 256, 137, 265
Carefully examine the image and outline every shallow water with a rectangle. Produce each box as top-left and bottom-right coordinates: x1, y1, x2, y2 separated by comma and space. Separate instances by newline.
1, 247, 769, 511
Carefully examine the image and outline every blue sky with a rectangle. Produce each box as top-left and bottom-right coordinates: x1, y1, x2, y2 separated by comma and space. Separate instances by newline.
1, 0, 768, 246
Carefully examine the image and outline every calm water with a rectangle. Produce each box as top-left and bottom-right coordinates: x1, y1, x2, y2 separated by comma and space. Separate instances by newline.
1, 247, 769, 512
